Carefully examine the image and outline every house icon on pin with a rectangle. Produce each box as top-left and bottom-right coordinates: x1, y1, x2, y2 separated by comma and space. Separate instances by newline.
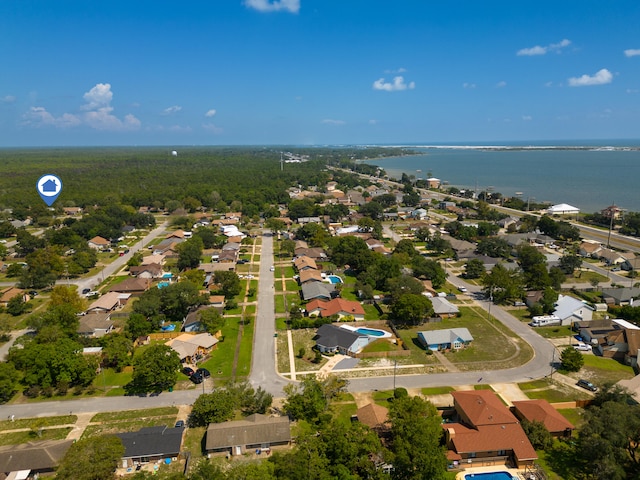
42, 179, 58, 192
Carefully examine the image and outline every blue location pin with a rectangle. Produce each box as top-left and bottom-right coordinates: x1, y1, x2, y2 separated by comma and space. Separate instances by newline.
37, 174, 63, 206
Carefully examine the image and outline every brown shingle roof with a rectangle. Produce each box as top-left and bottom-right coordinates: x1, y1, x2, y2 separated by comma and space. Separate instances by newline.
447, 422, 537, 462
356, 403, 389, 429
512, 400, 574, 434
299, 269, 323, 283
452, 390, 518, 427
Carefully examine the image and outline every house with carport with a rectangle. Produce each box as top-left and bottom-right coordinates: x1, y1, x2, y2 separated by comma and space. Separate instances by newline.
205, 414, 291, 456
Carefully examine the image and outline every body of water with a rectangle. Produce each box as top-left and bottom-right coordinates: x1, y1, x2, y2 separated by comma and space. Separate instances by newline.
362, 142, 640, 214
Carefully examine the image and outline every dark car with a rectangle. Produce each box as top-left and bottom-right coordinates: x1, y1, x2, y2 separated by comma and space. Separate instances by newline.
190, 372, 203, 384
82, 288, 91, 295
577, 379, 598, 392
182, 367, 195, 377
196, 368, 210, 378
175, 420, 185, 428
28, 290, 38, 297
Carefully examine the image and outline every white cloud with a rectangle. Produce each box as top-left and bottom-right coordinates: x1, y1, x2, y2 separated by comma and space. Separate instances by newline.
372, 76, 415, 92
522, 115, 532, 121
463, 82, 476, 89
1, 95, 16, 103
384, 67, 407, 74
624, 49, 640, 57
568, 68, 613, 87
244, 0, 299, 13
162, 105, 182, 115
369, 119, 378, 125
22, 83, 140, 131
517, 38, 571, 56
202, 123, 223, 134
496, 81, 507, 88
205, 109, 217, 117
81, 83, 113, 110
627, 89, 639, 94
22, 107, 81, 128
321, 119, 345, 126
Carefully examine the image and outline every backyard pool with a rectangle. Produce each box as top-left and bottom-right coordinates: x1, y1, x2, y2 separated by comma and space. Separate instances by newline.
162, 273, 173, 278
341, 325, 392, 338
464, 472, 516, 480
157, 281, 170, 289
326, 275, 343, 284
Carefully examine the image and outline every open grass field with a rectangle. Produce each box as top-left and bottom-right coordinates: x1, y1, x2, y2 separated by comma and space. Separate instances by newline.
578, 354, 636, 384
0, 428, 72, 446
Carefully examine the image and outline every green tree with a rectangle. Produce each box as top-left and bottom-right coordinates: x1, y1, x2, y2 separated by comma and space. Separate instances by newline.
388, 395, 447, 480
475, 237, 510, 258
101, 334, 133, 372
387, 275, 425, 303
283, 375, 346, 424
0, 361, 20, 403
160, 281, 207, 322
481, 263, 524, 305
49, 285, 87, 312
198, 307, 226, 334
20, 247, 64, 289
127, 344, 181, 394
125, 312, 156, 339
521, 419, 553, 450
327, 235, 373, 272
189, 390, 236, 427
6, 295, 28, 316
560, 346, 584, 372
213, 271, 242, 298
227, 381, 273, 415
391, 293, 434, 326
464, 258, 486, 279
559, 253, 582, 274
176, 236, 204, 270
411, 255, 446, 288
56, 435, 124, 480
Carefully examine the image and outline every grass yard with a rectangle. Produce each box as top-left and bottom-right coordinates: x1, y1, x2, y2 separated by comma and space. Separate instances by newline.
285, 280, 299, 291
274, 293, 287, 313
578, 354, 636, 384
523, 381, 591, 403
182, 425, 207, 458
557, 408, 585, 428
535, 325, 575, 339
0, 428, 72, 446
363, 304, 382, 320
91, 407, 178, 422
0, 415, 76, 432
372, 389, 395, 408
82, 416, 176, 438
235, 315, 255, 379
421, 386, 455, 395
361, 338, 398, 353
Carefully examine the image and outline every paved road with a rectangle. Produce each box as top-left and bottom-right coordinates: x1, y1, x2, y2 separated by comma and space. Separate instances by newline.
248, 232, 291, 397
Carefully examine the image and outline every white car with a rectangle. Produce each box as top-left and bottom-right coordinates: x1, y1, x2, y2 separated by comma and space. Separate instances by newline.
574, 343, 593, 351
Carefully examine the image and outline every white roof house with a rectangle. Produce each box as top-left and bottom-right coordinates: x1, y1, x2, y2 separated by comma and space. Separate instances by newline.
552, 294, 594, 325
430, 296, 460, 317
547, 203, 580, 215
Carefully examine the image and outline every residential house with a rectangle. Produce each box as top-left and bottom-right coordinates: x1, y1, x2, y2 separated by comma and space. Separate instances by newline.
166, 230, 186, 240
218, 250, 238, 263
411, 208, 428, 220
427, 177, 441, 189
142, 254, 166, 266
129, 263, 164, 279
417, 328, 473, 351
0, 439, 74, 478
298, 269, 323, 284
625, 329, 640, 368
62, 206, 83, 216
166, 333, 219, 364
0, 287, 29, 307
305, 298, 366, 321
205, 414, 291, 456
183, 305, 223, 333
512, 400, 574, 438
77, 312, 114, 338
294, 246, 328, 261
153, 239, 184, 256
110, 277, 151, 296
552, 294, 593, 326
601, 287, 640, 306
87, 292, 130, 313
444, 390, 537, 468
447, 237, 476, 259
314, 324, 370, 355
579, 240, 602, 258
597, 248, 633, 266
356, 403, 390, 433
622, 257, 640, 272
293, 256, 317, 271
430, 297, 460, 318
524, 290, 544, 309
116, 425, 184, 469
210, 295, 226, 310
547, 203, 580, 215
301, 282, 335, 301
421, 280, 438, 297
88, 235, 110, 250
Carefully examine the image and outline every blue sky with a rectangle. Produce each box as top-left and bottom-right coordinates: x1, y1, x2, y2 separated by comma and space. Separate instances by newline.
2, 0, 640, 146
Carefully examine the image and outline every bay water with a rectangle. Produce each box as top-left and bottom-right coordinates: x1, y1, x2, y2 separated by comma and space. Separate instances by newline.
362, 143, 640, 214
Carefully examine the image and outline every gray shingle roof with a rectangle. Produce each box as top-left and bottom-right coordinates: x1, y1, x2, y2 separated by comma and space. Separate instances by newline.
116, 426, 184, 459
315, 324, 362, 351
205, 414, 290, 451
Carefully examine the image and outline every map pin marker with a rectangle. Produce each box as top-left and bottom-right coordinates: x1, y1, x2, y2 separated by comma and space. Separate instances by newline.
37, 174, 63, 207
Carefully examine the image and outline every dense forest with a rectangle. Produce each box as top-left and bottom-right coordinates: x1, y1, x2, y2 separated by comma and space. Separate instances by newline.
0, 146, 400, 214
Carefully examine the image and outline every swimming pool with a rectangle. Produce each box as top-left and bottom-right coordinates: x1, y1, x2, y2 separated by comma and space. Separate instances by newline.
341, 325, 392, 338
157, 281, 170, 289
464, 472, 516, 480
326, 275, 343, 284
162, 273, 173, 278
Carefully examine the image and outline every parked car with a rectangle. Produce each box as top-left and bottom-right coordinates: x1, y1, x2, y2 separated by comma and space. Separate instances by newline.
28, 290, 38, 297
190, 372, 203, 384
175, 420, 185, 428
577, 379, 598, 392
458, 286, 468, 293
82, 288, 91, 295
574, 343, 593, 351
182, 367, 195, 377
196, 368, 210, 378
270, 266, 275, 271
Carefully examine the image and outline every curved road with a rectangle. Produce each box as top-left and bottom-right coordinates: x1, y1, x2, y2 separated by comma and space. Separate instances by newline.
2, 227, 560, 418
